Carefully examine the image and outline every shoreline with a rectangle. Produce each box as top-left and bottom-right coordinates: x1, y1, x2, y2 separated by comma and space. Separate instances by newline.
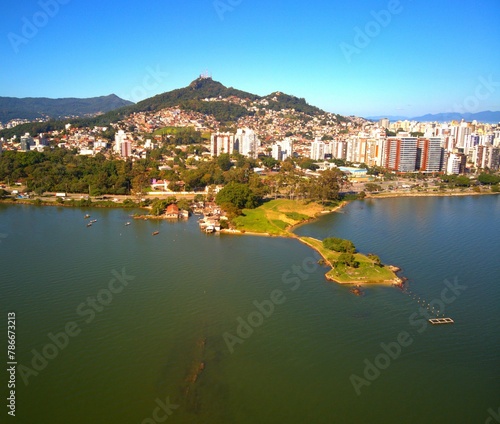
366, 190, 499, 199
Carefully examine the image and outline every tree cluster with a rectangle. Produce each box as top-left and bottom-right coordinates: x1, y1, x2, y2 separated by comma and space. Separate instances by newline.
322, 237, 356, 253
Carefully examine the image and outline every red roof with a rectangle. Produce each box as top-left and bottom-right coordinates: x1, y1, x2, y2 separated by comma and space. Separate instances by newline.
166, 204, 179, 214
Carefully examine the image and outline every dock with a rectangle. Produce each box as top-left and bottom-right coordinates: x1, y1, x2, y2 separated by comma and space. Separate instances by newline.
428, 318, 454, 325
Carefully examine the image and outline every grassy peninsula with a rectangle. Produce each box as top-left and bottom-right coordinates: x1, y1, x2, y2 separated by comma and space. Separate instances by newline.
227, 199, 401, 285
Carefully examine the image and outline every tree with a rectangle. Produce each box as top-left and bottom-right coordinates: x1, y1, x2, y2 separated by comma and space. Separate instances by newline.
337, 253, 359, 268
217, 153, 232, 172
261, 156, 278, 169
367, 253, 382, 267
364, 183, 382, 192
313, 169, 343, 204
216, 182, 260, 210
323, 237, 356, 253
478, 173, 500, 185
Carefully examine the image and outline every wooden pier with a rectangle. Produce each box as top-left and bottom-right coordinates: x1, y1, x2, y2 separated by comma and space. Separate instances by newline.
428, 318, 454, 325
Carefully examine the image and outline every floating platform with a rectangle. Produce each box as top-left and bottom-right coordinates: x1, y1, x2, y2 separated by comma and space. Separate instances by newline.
429, 318, 454, 325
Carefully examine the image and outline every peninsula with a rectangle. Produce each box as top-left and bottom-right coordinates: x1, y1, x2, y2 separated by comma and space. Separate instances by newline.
224, 198, 402, 285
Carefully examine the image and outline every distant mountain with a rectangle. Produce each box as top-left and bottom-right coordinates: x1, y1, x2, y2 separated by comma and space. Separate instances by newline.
411, 111, 500, 124
0, 94, 134, 123
365, 115, 409, 121
367, 111, 500, 124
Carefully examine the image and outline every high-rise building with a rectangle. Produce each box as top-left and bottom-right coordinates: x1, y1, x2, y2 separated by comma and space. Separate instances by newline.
210, 133, 235, 157
235, 129, 260, 158
456, 121, 471, 149
310, 138, 325, 161
416, 137, 444, 173
446, 152, 466, 174
20, 133, 33, 151
120, 141, 132, 158
472, 144, 500, 170
271, 144, 282, 161
378, 118, 390, 129
115, 130, 127, 153
280, 137, 293, 160
383, 137, 418, 172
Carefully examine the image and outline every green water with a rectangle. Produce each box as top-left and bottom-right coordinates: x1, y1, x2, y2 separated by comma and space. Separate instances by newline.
0, 196, 499, 423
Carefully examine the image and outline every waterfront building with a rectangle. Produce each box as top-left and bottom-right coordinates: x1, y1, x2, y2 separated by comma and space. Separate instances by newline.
416, 137, 444, 173
383, 137, 418, 172
446, 152, 467, 174
472, 144, 500, 170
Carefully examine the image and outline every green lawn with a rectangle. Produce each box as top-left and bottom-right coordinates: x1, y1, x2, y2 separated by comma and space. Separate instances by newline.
232, 199, 327, 236
299, 237, 398, 284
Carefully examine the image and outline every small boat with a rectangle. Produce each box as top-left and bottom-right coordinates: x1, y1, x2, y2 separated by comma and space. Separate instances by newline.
205, 225, 215, 233
125, 222, 131, 226
152, 231, 160, 236
90, 219, 97, 223
86, 223, 92, 227
84, 214, 90, 219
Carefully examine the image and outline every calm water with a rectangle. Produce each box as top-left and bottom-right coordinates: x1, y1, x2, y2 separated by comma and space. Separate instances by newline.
0, 196, 499, 424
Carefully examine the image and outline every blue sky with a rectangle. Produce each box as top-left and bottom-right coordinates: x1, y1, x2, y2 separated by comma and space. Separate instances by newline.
1, 0, 499, 117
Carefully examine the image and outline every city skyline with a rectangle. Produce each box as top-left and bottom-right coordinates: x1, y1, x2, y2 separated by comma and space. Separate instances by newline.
1, 0, 500, 117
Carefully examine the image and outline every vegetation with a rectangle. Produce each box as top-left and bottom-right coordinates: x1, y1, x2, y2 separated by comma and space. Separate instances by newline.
439, 174, 471, 188
232, 199, 325, 236
477, 173, 500, 185
0, 94, 132, 124
215, 182, 261, 210
300, 237, 398, 284
322, 237, 356, 253
0, 149, 135, 195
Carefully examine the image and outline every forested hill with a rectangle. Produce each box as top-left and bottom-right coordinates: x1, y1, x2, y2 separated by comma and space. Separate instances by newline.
0, 77, 331, 137
0, 94, 133, 123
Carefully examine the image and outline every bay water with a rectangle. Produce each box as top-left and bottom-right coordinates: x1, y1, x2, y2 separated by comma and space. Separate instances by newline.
0, 195, 499, 423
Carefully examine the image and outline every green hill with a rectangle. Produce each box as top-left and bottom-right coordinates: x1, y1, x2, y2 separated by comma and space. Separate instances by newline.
1, 77, 340, 138
0, 94, 133, 123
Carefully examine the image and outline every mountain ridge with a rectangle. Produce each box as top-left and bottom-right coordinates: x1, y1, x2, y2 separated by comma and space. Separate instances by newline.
0, 94, 134, 123
367, 110, 500, 124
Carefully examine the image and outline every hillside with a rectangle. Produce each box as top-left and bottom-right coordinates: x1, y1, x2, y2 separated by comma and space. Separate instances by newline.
0, 94, 134, 123
0, 77, 346, 138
